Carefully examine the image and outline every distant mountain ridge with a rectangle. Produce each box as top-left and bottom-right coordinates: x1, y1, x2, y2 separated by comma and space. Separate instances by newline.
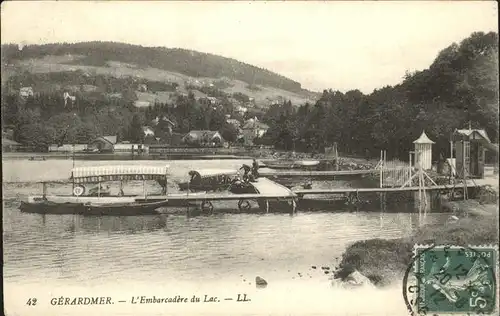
1, 41, 306, 94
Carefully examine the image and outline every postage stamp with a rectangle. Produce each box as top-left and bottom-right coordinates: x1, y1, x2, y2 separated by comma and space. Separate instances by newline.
404, 244, 498, 315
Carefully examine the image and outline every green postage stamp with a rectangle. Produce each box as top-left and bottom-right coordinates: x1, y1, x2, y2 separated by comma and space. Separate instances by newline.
404, 244, 499, 315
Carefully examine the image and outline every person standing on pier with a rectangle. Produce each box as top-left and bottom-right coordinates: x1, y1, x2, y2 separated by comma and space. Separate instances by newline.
252, 159, 260, 179
240, 164, 251, 182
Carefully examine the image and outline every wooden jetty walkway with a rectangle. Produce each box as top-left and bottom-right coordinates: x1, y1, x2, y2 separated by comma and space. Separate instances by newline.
142, 177, 298, 212
251, 177, 296, 197
258, 167, 407, 178
293, 182, 479, 196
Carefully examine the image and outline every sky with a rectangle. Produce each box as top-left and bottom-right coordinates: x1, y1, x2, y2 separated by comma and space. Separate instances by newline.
1, 1, 498, 93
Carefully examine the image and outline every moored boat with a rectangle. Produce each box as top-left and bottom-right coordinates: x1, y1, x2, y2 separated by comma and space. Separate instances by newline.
20, 165, 170, 215
261, 159, 321, 170
177, 169, 238, 192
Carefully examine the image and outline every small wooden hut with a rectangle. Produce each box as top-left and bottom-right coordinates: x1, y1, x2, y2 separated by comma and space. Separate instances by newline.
452, 128, 491, 179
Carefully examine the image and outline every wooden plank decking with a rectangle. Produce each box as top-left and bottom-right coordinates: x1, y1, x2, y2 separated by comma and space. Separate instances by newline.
293, 182, 479, 195
258, 168, 408, 178
250, 177, 295, 197
147, 177, 296, 202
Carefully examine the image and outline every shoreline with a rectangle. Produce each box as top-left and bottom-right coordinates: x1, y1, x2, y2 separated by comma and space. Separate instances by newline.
332, 184, 499, 287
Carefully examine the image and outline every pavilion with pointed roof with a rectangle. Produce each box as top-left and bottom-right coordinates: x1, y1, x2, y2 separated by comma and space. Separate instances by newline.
413, 130, 435, 170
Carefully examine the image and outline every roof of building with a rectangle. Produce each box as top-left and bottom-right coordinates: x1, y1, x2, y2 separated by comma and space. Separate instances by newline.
226, 119, 241, 126
151, 116, 176, 127
454, 128, 491, 143
2, 138, 21, 146
242, 119, 270, 130
185, 130, 221, 138
94, 136, 117, 144
413, 131, 435, 144
183, 131, 225, 142
484, 142, 499, 153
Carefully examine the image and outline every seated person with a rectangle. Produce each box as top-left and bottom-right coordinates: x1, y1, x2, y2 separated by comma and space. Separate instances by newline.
189, 171, 202, 186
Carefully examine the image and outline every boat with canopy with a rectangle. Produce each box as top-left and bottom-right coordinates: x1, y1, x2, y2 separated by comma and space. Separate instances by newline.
262, 160, 321, 170
20, 165, 170, 215
177, 168, 239, 192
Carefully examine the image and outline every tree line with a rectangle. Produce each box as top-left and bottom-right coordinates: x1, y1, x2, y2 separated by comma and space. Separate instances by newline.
1, 90, 245, 149
258, 32, 498, 161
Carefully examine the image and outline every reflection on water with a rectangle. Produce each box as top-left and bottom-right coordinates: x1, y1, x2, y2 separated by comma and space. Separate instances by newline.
3, 201, 448, 284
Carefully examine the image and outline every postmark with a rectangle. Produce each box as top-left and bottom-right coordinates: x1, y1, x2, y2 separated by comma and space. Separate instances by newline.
403, 244, 498, 315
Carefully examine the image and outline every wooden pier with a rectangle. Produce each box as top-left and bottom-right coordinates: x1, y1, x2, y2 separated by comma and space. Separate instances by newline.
293, 182, 478, 196
141, 177, 298, 213
259, 168, 377, 177
259, 167, 408, 180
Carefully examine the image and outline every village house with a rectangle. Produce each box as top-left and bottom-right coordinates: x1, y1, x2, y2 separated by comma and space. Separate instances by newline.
134, 100, 151, 108
226, 118, 241, 129
137, 84, 148, 92
19, 87, 34, 98
242, 117, 269, 145
236, 105, 248, 115
151, 116, 176, 135
142, 126, 155, 137
207, 97, 219, 105
182, 130, 225, 147
2, 138, 21, 152
88, 135, 117, 153
63, 92, 77, 107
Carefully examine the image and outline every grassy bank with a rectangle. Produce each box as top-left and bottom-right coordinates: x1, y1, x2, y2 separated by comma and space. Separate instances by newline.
333, 197, 499, 287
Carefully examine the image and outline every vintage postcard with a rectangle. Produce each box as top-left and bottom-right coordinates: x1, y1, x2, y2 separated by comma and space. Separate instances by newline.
2, 1, 499, 315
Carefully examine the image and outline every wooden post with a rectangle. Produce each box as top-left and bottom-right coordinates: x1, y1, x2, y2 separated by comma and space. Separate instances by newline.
462, 140, 467, 201
409, 152, 412, 185
186, 175, 190, 215
71, 171, 75, 193
380, 150, 383, 188
335, 143, 339, 171
42, 182, 47, 199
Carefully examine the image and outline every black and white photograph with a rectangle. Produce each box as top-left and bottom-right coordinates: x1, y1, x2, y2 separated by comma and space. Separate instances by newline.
2, 1, 499, 315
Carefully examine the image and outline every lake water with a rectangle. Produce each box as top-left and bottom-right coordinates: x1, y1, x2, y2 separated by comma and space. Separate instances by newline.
2, 159, 449, 315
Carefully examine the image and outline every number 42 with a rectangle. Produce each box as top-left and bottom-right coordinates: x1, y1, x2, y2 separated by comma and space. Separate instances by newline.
26, 298, 37, 306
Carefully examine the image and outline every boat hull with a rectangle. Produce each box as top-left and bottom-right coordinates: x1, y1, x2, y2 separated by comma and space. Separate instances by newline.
178, 183, 230, 192
20, 196, 169, 216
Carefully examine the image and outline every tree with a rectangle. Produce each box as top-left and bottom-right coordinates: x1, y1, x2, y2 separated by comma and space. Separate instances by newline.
127, 114, 144, 143
220, 123, 239, 143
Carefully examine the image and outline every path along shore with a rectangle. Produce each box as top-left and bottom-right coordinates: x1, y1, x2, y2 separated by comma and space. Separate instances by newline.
332, 175, 499, 287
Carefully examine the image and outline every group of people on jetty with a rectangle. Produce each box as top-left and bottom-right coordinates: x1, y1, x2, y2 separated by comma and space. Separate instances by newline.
239, 159, 260, 183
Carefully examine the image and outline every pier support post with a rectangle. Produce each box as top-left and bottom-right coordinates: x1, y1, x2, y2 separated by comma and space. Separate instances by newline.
291, 199, 297, 214
42, 182, 47, 199
258, 199, 269, 213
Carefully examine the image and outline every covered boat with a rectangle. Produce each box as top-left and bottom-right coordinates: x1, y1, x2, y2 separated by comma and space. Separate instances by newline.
20, 165, 170, 215
178, 169, 238, 192
262, 159, 321, 170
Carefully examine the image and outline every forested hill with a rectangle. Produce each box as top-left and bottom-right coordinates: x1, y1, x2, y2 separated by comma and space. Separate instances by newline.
1, 41, 303, 93
258, 31, 499, 159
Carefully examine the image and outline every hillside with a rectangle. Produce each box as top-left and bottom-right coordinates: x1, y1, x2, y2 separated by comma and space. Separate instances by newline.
257, 31, 499, 158
1, 41, 318, 106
